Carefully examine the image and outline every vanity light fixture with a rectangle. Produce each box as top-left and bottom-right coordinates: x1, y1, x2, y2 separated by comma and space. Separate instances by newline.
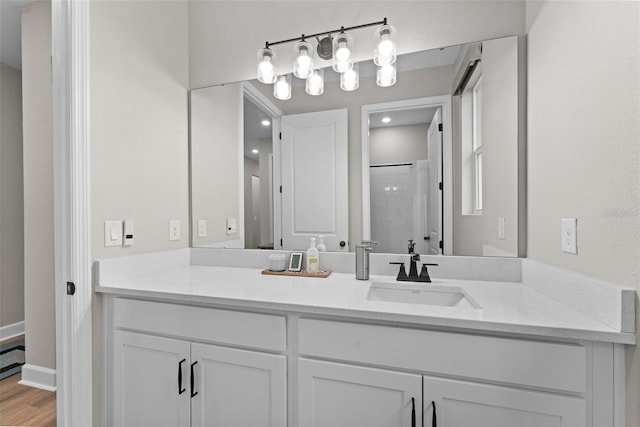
340, 62, 359, 91
377, 62, 397, 87
306, 68, 324, 96
256, 18, 396, 100
274, 74, 292, 100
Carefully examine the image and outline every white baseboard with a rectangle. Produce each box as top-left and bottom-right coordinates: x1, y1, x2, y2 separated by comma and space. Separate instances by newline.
19, 364, 56, 392
0, 321, 25, 341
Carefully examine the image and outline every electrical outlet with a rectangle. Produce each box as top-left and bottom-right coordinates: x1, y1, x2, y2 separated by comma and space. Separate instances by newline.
497, 217, 505, 240
169, 220, 181, 241
104, 220, 123, 247
226, 218, 237, 236
561, 218, 577, 254
197, 219, 207, 238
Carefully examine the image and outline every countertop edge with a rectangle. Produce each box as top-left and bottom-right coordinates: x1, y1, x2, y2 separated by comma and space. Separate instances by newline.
95, 285, 636, 345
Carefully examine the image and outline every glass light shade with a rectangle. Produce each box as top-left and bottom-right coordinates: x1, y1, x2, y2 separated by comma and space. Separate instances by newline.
377, 63, 396, 87
374, 24, 397, 66
340, 62, 359, 91
305, 68, 324, 96
273, 74, 292, 100
293, 41, 314, 79
257, 48, 277, 84
332, 32, 353, 73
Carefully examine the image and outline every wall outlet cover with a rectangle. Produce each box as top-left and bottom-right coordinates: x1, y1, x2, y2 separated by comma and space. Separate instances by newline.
169, 220, 181, 241
497, 217, 506, 240
226, 218, 237, 236
197, 219, 207, 238
561, 218, 577, 254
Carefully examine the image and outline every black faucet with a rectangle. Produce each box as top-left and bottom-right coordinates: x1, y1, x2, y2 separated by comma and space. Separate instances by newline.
389, 240, 439, 282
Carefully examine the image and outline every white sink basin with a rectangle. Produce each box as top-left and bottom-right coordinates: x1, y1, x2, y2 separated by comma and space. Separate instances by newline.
367, 282, 481, 308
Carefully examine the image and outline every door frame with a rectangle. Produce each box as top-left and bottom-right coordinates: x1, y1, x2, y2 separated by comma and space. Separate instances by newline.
241, 83, 283, 249
361, 95, 453, 255
52, 0, 93, 425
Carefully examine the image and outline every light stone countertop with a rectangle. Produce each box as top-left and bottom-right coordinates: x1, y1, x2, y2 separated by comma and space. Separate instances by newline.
95, 264, 635, 344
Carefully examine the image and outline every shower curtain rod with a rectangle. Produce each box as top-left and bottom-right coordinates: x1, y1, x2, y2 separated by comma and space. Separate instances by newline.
370, 162, 414, 168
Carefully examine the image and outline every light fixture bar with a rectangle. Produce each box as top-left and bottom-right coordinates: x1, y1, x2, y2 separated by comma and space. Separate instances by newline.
264, 18, 387, 49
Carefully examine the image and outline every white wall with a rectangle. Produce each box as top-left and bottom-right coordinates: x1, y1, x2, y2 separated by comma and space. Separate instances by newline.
188, 1, 525, 88
91, 0, 190, 259
526, 1, 640, 424
191, 83, 243, 246
90, 1, 190, 423
370, 124, 428, 165
21, 0, 55, 370
0, 63, 24, 329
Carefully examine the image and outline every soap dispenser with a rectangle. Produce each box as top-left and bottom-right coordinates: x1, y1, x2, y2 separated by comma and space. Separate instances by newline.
307, 238, 320, 273
317, 236, 327, 252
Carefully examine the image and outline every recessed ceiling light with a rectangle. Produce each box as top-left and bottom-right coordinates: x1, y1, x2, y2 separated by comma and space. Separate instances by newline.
261, 119, 271, 126
382, 117, 391, 123
252, 149, 259, 154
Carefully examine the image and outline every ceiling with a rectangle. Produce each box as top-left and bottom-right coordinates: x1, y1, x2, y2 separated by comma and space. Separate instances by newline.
1, 0, 34, 70
370, 107, 439, 129
244, 97, 273, 160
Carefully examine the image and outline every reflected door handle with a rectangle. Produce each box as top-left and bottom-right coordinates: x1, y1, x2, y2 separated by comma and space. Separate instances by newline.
424, 236, 430, 241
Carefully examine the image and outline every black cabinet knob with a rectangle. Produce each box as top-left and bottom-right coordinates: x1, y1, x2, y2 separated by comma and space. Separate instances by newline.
339, 241, 346, 247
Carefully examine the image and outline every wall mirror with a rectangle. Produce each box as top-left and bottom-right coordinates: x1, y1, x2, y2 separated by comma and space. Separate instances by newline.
190, 35, 522, 257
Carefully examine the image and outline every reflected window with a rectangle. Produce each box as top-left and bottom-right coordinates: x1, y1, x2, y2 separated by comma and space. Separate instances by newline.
472, 77, 483, 212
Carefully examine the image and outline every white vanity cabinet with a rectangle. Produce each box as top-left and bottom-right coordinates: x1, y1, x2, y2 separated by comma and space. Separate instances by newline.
298, 319, 603, 427
298, 358, 423, 427
108, 298, 287, 427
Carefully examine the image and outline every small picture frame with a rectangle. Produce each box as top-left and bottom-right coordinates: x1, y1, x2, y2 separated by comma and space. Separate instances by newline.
288, 252, 303, 272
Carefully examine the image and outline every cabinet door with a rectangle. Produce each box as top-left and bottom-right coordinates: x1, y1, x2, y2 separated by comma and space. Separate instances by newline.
299, 358, 422, 427
423, 377, 586, 427
191, 343, 287, 427
113, 330, 191, 427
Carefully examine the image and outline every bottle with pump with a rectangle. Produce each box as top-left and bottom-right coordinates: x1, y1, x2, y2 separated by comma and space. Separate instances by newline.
317, 236, 327, 252
307, 238, 320, 273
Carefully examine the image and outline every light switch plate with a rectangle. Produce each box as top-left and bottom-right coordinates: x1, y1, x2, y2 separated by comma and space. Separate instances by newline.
497, 217, 505, 240
197, 219, 207, 238
561, 218, 577, 254
226, 218, 237, 236
169, 220, 181, 241
104, 220, 123, 247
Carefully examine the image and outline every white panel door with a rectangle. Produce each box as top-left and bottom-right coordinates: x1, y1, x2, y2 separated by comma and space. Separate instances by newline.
427, 108, 443, 255
299, 358, 422, 427
280, 109, 349, 251
423, 377, 586, 427
112, 330, 191, 427
191, 343, 287, 427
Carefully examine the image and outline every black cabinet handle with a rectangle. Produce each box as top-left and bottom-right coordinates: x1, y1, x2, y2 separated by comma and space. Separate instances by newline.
190, 361, 198, 398
411, 397, 416, 427
431, 400, 437, 427
178, 359, 186, 395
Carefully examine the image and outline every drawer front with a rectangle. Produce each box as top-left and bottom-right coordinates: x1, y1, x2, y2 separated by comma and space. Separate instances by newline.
113, 298, 286, 352
299, 319, 586, 393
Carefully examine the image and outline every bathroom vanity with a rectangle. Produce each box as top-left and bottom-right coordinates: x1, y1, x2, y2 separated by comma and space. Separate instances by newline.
96, 249, 634, 427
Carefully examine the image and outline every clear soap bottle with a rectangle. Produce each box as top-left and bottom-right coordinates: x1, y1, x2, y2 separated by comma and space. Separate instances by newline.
307, 238, 320, 273
317, 236, 327, 252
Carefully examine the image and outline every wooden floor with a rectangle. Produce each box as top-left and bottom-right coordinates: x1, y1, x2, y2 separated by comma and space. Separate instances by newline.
0, 336, 56, 427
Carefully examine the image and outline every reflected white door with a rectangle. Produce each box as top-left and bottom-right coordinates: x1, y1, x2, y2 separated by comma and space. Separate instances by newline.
427, 108, 443, 255
280, 109, 349, 251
